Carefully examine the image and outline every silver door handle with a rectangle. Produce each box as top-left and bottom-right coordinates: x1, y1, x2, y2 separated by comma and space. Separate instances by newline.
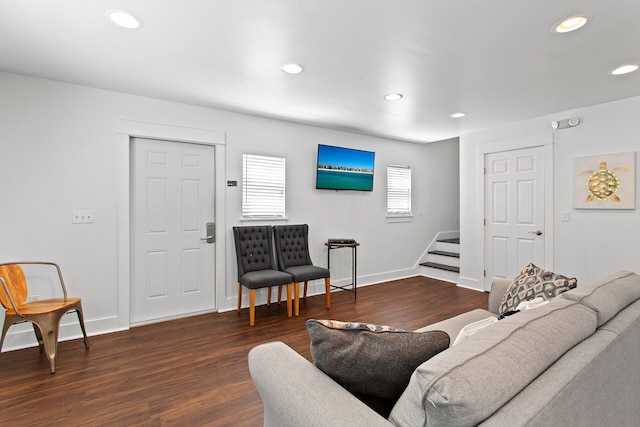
201, 222, 215, 243
529, 230, 543, 236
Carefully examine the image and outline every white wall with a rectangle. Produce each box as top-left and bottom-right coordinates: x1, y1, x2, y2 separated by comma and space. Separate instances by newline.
223, 128, 460, 304
0, 72, 460, 350
459, 95, 640, 290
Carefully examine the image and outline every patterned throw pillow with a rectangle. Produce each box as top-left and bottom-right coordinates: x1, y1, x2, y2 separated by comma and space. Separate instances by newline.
499, 263, 577, 314
306, 319, 449, 417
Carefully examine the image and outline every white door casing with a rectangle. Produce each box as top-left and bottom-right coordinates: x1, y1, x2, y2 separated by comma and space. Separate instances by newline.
131, 137, 216, 324
484, 146, 545, 290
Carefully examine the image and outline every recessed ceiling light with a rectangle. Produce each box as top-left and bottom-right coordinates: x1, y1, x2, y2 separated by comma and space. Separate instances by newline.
281, 63, 304, 74
553, 15, 590, 33
610, 64, 639, 75
450, 112, 466, 118
384, 93, 403, 101
105, 10, 143, 29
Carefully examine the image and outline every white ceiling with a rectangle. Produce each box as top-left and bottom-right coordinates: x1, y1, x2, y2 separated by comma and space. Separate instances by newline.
1, 0, 638, 143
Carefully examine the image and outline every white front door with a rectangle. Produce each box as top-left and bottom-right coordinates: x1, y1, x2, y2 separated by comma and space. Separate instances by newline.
131, 137, 216, 324
484, 146, 545, 290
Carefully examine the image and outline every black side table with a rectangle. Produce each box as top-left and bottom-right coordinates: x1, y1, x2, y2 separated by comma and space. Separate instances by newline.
325, 240, 359, 299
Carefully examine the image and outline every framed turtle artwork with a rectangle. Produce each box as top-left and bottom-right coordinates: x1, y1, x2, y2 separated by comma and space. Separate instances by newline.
573, 151, 636, 209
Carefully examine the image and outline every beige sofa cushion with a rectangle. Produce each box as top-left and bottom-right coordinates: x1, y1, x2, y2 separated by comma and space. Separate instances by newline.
388, 299, 597, 427
414, 308, 496, 343
560, 270, 640, 327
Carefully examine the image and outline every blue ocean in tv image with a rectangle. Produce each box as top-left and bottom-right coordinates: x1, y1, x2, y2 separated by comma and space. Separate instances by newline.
317, 169, 374, 191
316, 144, 375, 191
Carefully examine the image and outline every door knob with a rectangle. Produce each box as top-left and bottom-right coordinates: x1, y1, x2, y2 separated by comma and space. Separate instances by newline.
529, 230, 543, 236
201, 222, 215, 243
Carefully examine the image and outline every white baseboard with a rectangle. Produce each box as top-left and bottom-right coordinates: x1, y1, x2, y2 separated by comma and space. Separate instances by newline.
219, 267, 421, 313
457, 275, 484, 291
0, 315, 124, 353
2, 267, 436, 351
419, 266, 459, 284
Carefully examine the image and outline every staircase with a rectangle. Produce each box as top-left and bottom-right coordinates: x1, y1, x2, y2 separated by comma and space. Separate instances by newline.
420, 237, 460, 283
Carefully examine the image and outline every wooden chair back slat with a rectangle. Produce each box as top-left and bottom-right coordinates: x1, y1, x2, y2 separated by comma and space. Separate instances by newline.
0, 264, 28, 309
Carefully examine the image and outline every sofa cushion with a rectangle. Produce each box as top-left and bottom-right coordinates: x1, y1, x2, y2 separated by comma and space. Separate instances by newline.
499, 263, 577, 314
561, 270, 640, 327
452, 316, 498, 346
388, 299, 597, 427
306, 319, 450, 416
414, 309, 496, 343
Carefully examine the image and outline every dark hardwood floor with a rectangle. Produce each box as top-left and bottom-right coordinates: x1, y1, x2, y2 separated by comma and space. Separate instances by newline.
0, 276, 487, 426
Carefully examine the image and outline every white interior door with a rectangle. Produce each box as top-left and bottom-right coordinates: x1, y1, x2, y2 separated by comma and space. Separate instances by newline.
484, 146, 545, 290
131, 137, 216, 324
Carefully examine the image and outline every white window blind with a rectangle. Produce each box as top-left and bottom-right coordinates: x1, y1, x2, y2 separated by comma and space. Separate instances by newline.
387, 165, 412, 215
242, 153, 286, 218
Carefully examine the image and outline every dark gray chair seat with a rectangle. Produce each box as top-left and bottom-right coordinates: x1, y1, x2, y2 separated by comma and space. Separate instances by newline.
240, 269, 294, 289
233, 225, 293, 326
274, 224, 331, 316
283, 265, 331, 283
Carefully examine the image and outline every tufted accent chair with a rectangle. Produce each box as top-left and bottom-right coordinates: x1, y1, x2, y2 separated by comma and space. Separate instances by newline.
233, 225, 293, 326
273, 224, 331, 316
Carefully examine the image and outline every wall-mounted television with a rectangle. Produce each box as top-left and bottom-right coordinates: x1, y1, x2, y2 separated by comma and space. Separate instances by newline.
316, 144, 375, 191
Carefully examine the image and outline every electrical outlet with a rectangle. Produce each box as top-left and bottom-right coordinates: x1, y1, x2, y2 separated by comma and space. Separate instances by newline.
73, 210, 94, 224
29, 295, 40, 302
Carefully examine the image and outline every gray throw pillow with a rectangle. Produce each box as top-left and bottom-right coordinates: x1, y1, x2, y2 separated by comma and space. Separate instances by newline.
306, 319, 449, 414
499, 263, 577, 314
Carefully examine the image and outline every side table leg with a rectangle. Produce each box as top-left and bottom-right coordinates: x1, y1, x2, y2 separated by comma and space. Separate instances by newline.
353, 245, 357, 300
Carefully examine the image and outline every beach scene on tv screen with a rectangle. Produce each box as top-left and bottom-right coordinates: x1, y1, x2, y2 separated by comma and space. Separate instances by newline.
317, 145, 375, 191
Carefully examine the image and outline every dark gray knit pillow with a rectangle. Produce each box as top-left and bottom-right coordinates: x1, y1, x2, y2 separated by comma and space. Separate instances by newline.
306, 319, 449, 415
499, 263, 577, 314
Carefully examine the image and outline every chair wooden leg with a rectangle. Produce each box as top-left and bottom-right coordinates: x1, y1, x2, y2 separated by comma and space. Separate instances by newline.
277, 285, 283, 304
325, 277, 331, 309
249, 289, 256, 326
304, 281, 308, 299
286, 284, 292, 317
237, 283, 242, 312
294, 282, 300, 316
267, 287, 272, 306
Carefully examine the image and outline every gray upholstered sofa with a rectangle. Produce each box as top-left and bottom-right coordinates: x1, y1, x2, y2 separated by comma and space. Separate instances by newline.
248, 270, 640, 427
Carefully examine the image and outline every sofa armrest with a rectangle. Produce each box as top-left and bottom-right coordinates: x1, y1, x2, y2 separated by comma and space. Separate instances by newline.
488, 278, 512, 314
248, 341, 394, 427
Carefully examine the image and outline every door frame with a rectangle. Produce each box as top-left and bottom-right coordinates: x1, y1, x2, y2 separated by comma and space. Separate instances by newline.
477, 133, 554, 291
483, 146, 546, 290
116, 119, 226, 329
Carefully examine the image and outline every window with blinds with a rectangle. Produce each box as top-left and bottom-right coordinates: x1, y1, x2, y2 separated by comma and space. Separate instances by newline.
242, 153, 286, 218
387, 165, 412, 216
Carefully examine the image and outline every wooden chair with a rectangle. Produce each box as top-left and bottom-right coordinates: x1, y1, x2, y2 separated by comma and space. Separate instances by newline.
273, 224, 331, 316
233, 226, 294, 326
0, 262, 90, 374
